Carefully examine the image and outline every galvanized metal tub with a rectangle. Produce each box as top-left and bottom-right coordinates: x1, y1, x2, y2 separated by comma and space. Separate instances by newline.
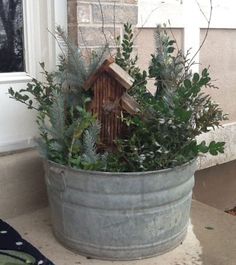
44, 159, 196, 260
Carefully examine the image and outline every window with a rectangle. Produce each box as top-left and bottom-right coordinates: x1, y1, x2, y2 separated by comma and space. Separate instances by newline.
0, 0, 24, 73
0, 0, 67, 152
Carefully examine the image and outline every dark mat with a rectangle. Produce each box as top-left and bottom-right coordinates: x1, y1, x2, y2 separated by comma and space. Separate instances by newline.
0, 219, 54, 265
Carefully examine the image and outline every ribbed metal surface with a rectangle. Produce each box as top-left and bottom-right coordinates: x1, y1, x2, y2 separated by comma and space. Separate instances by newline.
44, 160, 197, 260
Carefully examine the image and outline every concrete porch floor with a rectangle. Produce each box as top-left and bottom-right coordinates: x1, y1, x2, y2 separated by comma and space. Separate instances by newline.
6, 200, 236, 265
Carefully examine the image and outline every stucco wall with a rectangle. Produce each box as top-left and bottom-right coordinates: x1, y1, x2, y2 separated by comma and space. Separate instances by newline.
0, 149, 47, 218
137, 28, 183, 93
200, 29, 236, 123
137, 28, 183, 71
137, 28, 183, 77
194, 159, 236, 211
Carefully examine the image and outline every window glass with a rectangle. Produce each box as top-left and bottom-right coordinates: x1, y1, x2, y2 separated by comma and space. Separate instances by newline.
0, 0, 24, 73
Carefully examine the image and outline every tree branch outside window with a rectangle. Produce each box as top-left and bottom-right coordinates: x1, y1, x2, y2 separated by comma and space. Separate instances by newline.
0, 0, 24, 73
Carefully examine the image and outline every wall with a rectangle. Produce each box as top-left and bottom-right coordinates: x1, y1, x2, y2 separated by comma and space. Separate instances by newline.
0, 149, 47, 218
0, 83, 38, 152
136, 28, 183, 94
200, 29, 236, 123
197, 29, 236, 167
68, 0, 138, 49
194, 160, 236, 211
137, 28, 183, 94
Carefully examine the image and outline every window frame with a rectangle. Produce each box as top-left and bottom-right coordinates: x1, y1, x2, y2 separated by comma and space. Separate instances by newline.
0, 0, 67, 84
0, 0, 67, 153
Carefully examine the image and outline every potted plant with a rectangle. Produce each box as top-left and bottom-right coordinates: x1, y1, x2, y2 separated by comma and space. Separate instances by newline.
8, 25, 227, 260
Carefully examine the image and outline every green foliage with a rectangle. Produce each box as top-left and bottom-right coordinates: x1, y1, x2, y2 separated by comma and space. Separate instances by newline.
8, 28, 108, 171
109, 25, 228, 172
115, 23, 147, 101
8, 24, 227, 172
55, 26, 109, 106
80, 121, 108, 170
8, 65, 55, 113
149, 25, 189, 100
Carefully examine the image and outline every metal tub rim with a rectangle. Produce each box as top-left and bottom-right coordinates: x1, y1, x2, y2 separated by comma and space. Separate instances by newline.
45, 158, 196, 177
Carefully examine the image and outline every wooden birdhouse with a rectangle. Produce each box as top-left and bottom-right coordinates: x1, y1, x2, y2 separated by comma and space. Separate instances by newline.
83, 58, 139, 148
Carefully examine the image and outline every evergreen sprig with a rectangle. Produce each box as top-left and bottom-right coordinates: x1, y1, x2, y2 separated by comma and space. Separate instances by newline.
115, 23, 147, 101
8, 24, 227, 172
8, 28, 108, 171
110, 25, 228, 171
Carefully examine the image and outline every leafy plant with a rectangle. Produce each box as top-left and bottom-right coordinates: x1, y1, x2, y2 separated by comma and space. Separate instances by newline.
55, 26, 109, 106
115, 23, 147, 101
8, 28, 108, 171
110, 25, 227, 171
8, 24, 227, 172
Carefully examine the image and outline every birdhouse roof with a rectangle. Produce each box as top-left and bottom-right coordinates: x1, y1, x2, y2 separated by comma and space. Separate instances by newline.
83, 58, 134, 91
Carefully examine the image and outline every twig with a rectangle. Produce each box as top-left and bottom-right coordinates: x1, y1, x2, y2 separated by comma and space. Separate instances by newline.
195, 0, 208, 22
133, 5, 161, 42
47, 28, 67, 59
9, 97, 42, 112
167, 19, 180, 52
97, 0, 112, 57
189, 0, 213, 66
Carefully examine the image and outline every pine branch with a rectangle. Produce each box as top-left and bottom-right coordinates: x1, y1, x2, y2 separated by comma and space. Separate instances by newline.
81, 123, 100, 165
48, 90, 65, 140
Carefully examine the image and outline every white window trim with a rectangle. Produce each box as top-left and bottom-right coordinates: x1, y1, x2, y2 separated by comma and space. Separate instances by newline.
0, 72, 31, 84
0, 0, 67, 153
0, 0, 67, 84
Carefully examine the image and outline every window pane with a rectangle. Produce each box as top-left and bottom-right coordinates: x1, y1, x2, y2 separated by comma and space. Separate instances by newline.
0, 0, 24, 73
